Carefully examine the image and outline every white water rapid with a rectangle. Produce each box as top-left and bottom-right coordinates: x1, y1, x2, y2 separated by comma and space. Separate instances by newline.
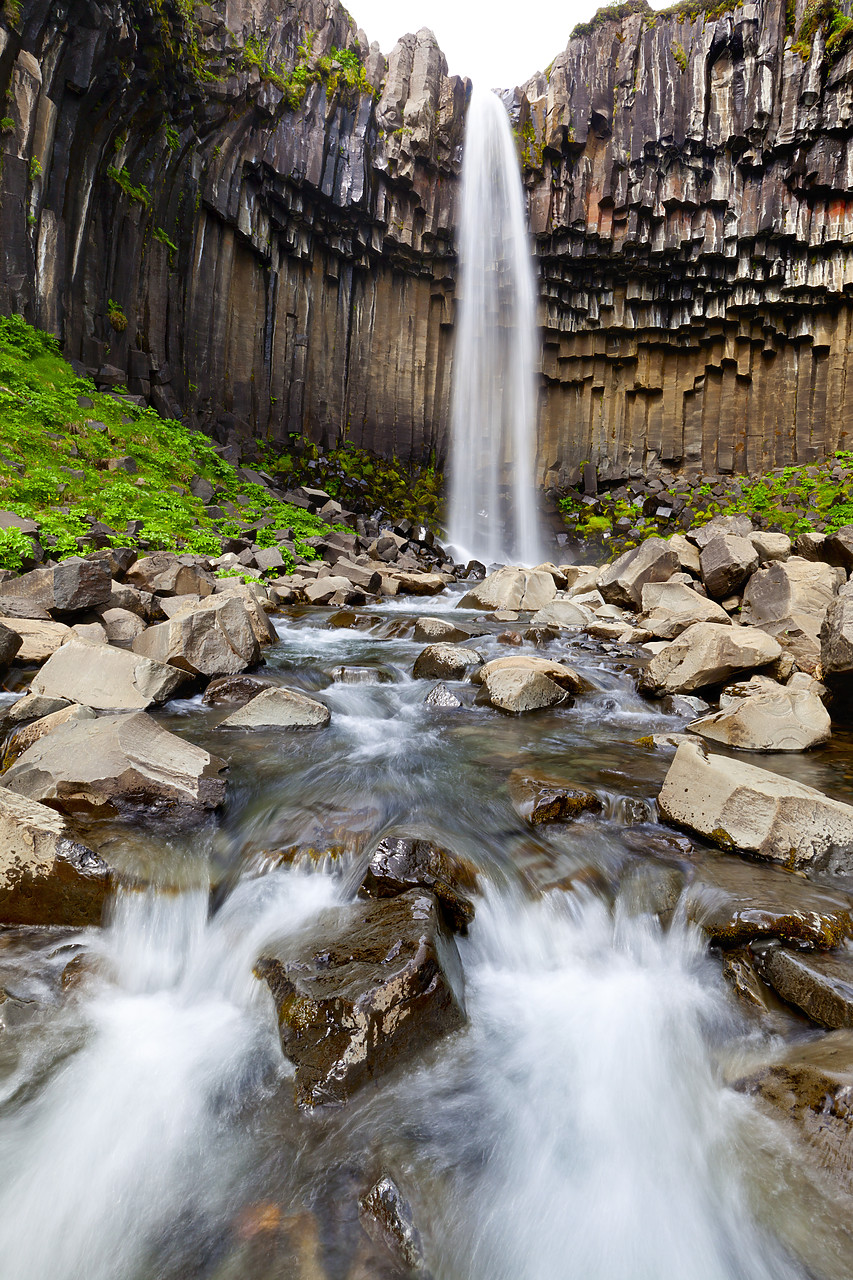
447, 87, 543, 566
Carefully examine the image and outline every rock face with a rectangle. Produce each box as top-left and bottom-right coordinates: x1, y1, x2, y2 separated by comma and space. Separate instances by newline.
640, 622, 781, 695
30, 640, 188, 710
0, 785, 111, 926
256, 890, 465, 1107
2, 711, 227, 822
5, 0, 853, 483
659, 740, 853, 871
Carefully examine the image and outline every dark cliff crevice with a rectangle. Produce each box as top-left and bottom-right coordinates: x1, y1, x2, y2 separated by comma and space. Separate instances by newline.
2, 0, 853, 485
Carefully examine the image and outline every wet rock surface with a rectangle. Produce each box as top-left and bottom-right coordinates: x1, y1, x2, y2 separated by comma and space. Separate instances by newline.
507, 769, 602, 826
754, 945, 853, 1030
219, 687, 331, 730
256, 890, 465, 1107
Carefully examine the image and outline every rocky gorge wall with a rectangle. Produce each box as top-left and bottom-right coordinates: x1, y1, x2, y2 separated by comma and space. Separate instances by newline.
2, 0, 853, 487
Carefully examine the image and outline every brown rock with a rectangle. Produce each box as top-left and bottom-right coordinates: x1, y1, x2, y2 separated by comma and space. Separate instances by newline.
508, 768, 602, 824
358, 834, 476, 933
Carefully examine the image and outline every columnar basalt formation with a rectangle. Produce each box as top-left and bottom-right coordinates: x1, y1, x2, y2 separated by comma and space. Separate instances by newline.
2, 0, 853, 485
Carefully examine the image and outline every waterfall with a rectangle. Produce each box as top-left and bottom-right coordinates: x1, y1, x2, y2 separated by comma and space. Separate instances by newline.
447, 87, 543, 567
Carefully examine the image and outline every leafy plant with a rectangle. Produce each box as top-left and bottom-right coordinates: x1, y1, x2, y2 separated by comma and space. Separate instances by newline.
107, 164, 151, 206
107, 299, 128, 332
28, 156, 42, 181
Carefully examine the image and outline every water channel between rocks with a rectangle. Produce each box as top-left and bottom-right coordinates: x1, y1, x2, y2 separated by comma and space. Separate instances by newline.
1, 591, 853, 1280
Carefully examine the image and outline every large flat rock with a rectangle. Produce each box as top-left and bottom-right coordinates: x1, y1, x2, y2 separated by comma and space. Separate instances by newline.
30, 639, 189, 710
660, 740, 853, 872
0, 784, 111, 926
687, 687, 831, 752
640, 622, 781, 695
2, 711, 227, 823
256, 890, 465, 1107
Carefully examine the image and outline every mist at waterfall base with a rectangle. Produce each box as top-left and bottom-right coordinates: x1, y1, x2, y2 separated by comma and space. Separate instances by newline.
447, 87, 544, 568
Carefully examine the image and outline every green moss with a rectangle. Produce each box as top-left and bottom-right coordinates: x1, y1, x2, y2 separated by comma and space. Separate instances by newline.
792, 0, 840, 57
0, 117, 14, 134
672, 41, 688, 70
0, 314, 335, 572
107, 299, 128, 332
515, 120, 544, 169
242, 34, 377, 111
28, 156, 42, 181
107, 164, 151, 206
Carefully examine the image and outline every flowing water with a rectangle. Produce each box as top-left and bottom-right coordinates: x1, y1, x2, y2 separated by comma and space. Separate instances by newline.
0, 596, 851, 1279
447, 89, 543, 566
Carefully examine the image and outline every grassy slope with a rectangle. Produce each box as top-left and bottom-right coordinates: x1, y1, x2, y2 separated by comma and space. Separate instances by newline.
0, 315, 333, 573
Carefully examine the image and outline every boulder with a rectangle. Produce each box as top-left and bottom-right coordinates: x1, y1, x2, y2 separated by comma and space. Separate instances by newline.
423, 682, 463, 708
698, 535, 759, 599
2, 711, 227, 822
0, 558, 112, 613
212, 581, 278, 644
30, 641, 188, 710
507, 769, 602, 824
104, 580, 155, 618
0, 785, 111, 926
474, 655, 589, 694
303, 576, 362, 605
0, 596, 52, 620
132, 595, 260, 677
480, 668, 566, 713
70, 620, 107, 646
384, 570, 445, 596
640, 622, 781, 695
691, 514, 754, 548
528, 599, 587, 628
359, 835, 476, 933
98, 606, 147, 646
598, 537, 679, 609
667, 534, 702, 576
0, 617, 71, 661
126, 552, 215, 597
202, 674, 268, 706
458, 567, 557, 612
794, 531, 828, 561
219, 687, 330, 729
754, 945, 853, 1029
637, 581, 730, 639
734, 1031, 853, 1195
685, 851, 853, 948
742, 557, 838, 672
824, 526, 853, 569
255, 890, 465, 1107
6, 703, 96, 762
0, 620, 22, 669
412, 643, 483, 681
0, 693, 70, 731
659, 739, 853, 871
412, 616, 480, 644
687, 688, 831, 752
749, 531, 792, 564
821, 589, 853, 682
326, 558, 381, 593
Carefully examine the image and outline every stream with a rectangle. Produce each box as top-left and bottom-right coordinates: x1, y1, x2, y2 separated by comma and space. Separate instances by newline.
0, 590, 851, 1279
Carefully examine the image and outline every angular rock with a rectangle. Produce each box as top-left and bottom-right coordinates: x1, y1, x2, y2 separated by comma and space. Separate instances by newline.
668, 534, 702, 576
98, 606, 147, 646
256, 890, 465, 1106
2, 711, 227, 822
132, 595, 260, 677
458, 566, 557, 612
30, 641, 188, 710
384, 570, 445, 596
412, 616, 480, 644
754, 945, 853, 1029
508, 768, 602, 824
749, 531, 792, 564
824, 526, 853, 569
412, 643, 483, 681
481, 668, 566, 714
474, 655, 588, 694
327, 558, 381, 593
640, 622, 781, 695
0, 693, 70, 731
359, 834, 476, 933
685, 852, 853, 948
0, 558, 112, 613
0, 620, 23, 669
6, 704, 96, 762
598, 537, 678, 609
219, 686, 330, 729
743, 557, 838, 672
699, 535, 759, 599
0, 617, 71, 661
688, 688, 831, 752
359, 1176, 425, 1274
303, 576, 362, 605
202, 674, 269, 706
423, 682, 463, 708
691, 515, 754, 549
125, 552, 214, 598
212, 580, 278, 644
659, 739, 853, 871
529, 599, 587, 628
637, 581, 730, 639
821, 590, 853, 683
0, 785, 111, 926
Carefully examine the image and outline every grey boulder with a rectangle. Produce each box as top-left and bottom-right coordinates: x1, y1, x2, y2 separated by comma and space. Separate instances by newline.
30, 640, 188, 710
412, 643, 483, 680
598, 537, 679, 609
219, 686, 330, 729
640, 622, 781, 695
132, 595, 260, 677
688, 687, 831, 752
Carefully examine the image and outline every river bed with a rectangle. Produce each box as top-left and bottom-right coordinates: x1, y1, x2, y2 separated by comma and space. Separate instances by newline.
0, 592, 851, 1280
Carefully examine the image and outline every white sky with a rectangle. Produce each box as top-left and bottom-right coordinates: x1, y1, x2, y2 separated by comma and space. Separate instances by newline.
348, 0, 656, 89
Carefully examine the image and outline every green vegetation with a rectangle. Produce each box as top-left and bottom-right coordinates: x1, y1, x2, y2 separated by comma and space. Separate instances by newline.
0, 117, 14, 134
164, 124, 180, 152
107, 164, 151, 206
256, 436, 443, 529
107, 299, 128, 332
515, 120, 544, 168
1, 0, 21, 28
790, 0, 853, 60
153, 226, 178, 258
560, 451, 853, 551
0, 315, 335, 572
241, 32, 376, 111
28, 157, 42, 181
672, 41, 688, 70
571, 0, 740, 37
149, 0, 217, 84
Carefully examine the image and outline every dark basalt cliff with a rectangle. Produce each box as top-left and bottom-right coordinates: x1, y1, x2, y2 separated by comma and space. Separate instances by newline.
2, 0, 853, 486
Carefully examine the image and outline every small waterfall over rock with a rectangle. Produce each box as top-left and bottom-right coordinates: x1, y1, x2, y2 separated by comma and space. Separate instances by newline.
447, 87, 543, 567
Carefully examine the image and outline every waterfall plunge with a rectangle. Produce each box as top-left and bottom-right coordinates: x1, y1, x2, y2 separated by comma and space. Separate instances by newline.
447, 87, 543, 567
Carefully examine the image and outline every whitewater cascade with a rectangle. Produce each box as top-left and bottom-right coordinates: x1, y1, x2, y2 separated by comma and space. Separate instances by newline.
447, 87, 543, 567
